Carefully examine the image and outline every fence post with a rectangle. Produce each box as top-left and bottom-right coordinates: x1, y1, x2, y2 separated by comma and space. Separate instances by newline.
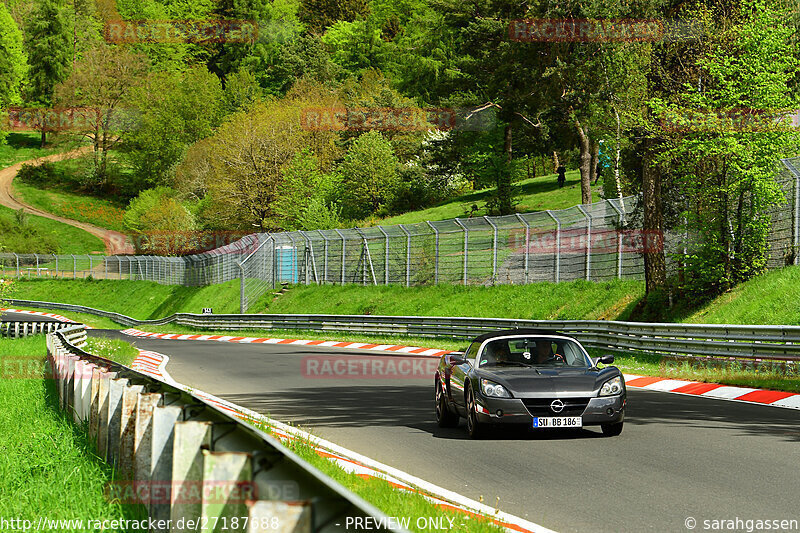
71, 254, 76, 279
484, 216, 498, 283
334, 229, 346, 284
88, 255, 92, 278
514, 214, 530, 284
545, 210, 560, 283
377, 226, 389, 285
238, 262, 246, 313
608, 200, 625, 279
35, 254, 39, 277
454, 218, 468, 285
398, 224, 412, 287
426, 221, 440, 284
576, 205, 592, 281
104, 257, 108, 280
795, 166, 800, 265
317, 230, 329, 283
14, 253, 19, 278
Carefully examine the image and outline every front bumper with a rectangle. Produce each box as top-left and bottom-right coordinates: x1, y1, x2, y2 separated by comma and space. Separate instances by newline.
474, 394, 626, 426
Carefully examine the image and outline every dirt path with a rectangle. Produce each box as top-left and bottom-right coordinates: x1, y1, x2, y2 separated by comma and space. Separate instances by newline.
0, 147, 133, 255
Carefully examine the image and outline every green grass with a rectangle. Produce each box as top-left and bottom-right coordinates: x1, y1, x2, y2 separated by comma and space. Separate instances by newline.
0, 335, 144, 525
10, 278, 248, 320
679, 266, 800, 325
262, 281, 644, 320
0, 132, 61, 168
381, 170, 602, 225
0, 204, 105, 254
84, 336, 139, 366
13, 181, 127, 232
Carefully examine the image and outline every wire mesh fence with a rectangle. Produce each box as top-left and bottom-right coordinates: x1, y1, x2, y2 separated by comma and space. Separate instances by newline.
2, 158, 798, 313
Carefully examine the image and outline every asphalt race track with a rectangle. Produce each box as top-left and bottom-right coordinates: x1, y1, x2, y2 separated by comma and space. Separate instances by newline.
1, 311, 61, 322
78, 329, 799, 533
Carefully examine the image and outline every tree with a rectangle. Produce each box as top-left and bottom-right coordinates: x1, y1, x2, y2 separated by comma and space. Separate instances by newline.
180, 83, 342, 231
299, 0, 370, 33
124, 67, 224, 190
123, 187, 198, 254
0, 1, 27, 142
338, 130, 400, 219
54, 45, 149, 188
24, 0, 72, 147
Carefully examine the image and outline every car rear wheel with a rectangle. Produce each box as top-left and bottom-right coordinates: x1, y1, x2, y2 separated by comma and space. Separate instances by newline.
466, 386, 485, 439
435, 380, 458, 428
601, 421, 623, 437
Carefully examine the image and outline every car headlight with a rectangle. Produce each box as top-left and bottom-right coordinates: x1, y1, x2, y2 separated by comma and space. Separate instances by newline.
599, 376, 624, 396
481, 379, 511, 398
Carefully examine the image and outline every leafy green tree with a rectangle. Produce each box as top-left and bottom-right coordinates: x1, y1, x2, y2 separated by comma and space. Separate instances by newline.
274, 149, 342, 229
223, 67, 263, 114
338, 130, 400, 219
123, 187, 198, 254
656, 0, 800, 299
125, 67, 224, 190
299, 0, 369, 33
0, 1, 28, 145
24, 0, 72, 147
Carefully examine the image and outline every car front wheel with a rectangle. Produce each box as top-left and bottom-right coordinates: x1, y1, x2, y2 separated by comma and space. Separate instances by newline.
466, 385, 485, 439
435, 379, 458, 428
601, 421, 623, 437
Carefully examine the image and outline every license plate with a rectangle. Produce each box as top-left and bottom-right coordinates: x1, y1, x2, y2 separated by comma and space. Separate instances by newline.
533, 417, 582, 428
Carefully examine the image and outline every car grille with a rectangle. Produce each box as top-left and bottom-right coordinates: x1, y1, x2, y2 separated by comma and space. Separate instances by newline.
521, 398, 591, 417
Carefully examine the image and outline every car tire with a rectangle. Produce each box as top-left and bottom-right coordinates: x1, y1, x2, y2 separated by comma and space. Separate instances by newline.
601, 421, 623, 437
435, 380, 459, 428
466, 385, 485, 439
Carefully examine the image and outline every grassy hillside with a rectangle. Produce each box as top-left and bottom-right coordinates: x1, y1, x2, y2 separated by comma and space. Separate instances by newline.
381, 170, 604, 225
0, 205, 105, 254
0, 132, 59, 167
12, 278, 645, 321
680, 266, 800, 325
13, 181, 126, 232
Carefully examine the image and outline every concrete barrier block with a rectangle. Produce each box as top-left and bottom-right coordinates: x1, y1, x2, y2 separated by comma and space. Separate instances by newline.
201, 450, 253, 533
119, 384, 145, 479
106, 377, 129, 466
170, 421, 212, 532
247, 501, 311, 533
150, 405, 182, 525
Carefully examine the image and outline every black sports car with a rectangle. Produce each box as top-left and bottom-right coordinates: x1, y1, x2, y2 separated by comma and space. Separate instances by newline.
435, 328, 626, 438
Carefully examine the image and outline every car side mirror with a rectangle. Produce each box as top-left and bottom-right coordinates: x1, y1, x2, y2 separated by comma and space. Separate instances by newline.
593, 354, 615, 366
445, 354, 468, 366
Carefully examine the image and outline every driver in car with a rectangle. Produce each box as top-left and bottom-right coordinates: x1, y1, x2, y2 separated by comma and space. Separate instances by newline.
534, 340, 564, 364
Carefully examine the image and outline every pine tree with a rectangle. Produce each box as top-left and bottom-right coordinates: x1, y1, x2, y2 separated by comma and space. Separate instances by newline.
25, 0, 72, 147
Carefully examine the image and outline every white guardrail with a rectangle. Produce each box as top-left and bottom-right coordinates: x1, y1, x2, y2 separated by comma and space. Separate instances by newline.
1, 319, 75, 338
47, 324, 406, 533
15, 299, 800, 361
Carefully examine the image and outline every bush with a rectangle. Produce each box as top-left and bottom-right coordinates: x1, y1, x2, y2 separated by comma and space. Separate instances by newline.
16, 162, 58, 187
123, 187, 198, 255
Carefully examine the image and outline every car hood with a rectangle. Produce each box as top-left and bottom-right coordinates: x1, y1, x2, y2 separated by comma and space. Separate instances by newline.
478, 367, 618, 397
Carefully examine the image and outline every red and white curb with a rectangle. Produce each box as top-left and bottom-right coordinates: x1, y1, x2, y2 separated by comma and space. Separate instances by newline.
623, 373, 800, 410
0, 307, 78, 323
121, 328, 453, 358
129, 348, 554, 533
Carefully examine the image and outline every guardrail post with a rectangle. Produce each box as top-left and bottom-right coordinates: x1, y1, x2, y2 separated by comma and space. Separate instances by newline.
426, 221, 440, 284
170, 421, 212, 529
576, 205, 592, 281
484, 216, 498, 283
545, 210, 561, 283
514, 214, 530, 284
455, 218, 468, 285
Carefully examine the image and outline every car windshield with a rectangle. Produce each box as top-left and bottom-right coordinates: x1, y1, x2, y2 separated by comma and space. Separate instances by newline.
477, 336, 590, 368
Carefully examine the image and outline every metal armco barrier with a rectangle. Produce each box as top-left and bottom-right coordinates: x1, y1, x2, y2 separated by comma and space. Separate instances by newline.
47, 325, 405, 533
1, 320, 74, 338
21, 299, 800, 361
